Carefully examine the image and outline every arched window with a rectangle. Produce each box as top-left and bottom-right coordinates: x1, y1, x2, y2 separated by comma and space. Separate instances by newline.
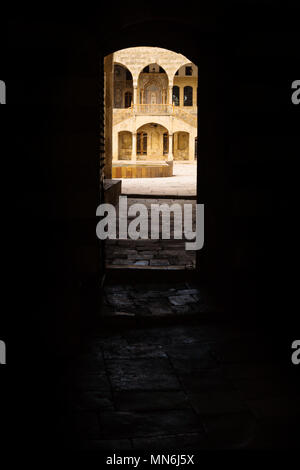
124, 91, 132, 108
172, 86, 180, 106
184, 86, 193, 106
114, 64, 133, 108
137, 132, 147, 155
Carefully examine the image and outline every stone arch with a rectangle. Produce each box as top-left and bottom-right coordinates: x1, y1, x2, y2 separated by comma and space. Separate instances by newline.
173, 62, 198, 79
113, 61, 135, 80
113, 63, 133, 108
113, 47, 196, 87
135, 116, 171, 133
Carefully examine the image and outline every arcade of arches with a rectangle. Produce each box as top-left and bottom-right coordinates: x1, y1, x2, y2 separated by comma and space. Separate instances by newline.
106, 47, 198, 173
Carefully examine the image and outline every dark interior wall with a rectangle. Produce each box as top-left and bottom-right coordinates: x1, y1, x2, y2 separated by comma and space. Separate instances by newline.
4, 25, 103, 356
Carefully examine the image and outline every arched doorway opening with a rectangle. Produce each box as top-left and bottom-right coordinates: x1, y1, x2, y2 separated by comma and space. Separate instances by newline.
136, 123, 169, 161
104, 46, 198, 271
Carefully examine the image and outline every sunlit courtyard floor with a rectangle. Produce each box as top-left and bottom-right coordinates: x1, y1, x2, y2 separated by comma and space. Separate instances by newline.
114, 161, 197, 196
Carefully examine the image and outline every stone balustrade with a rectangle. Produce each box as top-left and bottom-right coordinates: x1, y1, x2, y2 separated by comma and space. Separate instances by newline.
113, 105, 197, 127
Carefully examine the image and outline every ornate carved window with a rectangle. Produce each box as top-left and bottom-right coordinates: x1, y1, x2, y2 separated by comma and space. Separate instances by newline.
144, 82, 162, 104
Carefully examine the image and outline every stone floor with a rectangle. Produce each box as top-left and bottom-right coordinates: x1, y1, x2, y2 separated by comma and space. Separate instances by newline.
105, 198, 196, 269
59, 318, 300, 450
115, 162, 197, 196
102, 281, 213, 318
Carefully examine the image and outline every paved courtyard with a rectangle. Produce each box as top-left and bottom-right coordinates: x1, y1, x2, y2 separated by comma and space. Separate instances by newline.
115, 162, 197, 196
105, 198, 196, 269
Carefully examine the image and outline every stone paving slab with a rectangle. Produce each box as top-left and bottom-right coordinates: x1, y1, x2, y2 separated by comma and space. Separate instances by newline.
114, 391, 191, 412
132, 432, 207, 450
102, 344, 167, 360
98, 410, 204, 439
103, 281, 211, 318
106, 358, 181, 391
168, 294, 197, 305
124, 325, 207, 346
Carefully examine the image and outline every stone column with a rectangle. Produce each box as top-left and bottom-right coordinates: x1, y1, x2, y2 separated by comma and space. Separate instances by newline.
132, 132, 137, 162
179, 86, 184, 107
168, 85, 173, 105
193, 86, 197, 107
168, 133, 173, 161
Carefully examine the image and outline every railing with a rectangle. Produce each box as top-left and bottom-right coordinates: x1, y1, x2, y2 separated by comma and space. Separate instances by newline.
113, 104, 197, 126
133, 104, 172, 114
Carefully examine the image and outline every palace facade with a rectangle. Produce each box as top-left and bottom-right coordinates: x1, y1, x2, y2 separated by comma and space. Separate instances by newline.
112, 47, 198, 163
